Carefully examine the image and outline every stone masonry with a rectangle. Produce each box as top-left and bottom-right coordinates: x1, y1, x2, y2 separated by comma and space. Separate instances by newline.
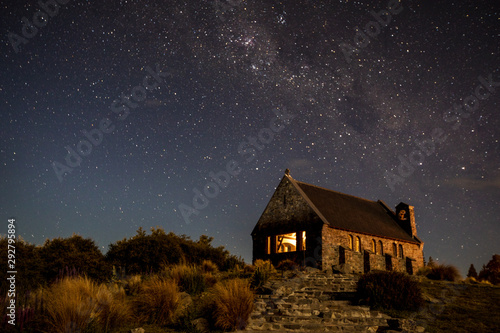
239, 269, 425, 333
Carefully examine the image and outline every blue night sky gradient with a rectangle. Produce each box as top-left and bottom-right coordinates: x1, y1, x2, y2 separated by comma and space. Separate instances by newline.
1, 0, 499, 275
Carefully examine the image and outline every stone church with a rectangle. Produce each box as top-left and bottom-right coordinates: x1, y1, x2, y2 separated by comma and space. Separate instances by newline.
251, 170, 425, 274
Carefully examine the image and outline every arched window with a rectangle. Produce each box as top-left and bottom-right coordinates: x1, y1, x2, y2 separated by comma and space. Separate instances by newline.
372, 239, 376, 253
398, 244, 404, 258
355, 236, 361, 252
378, 240, 383, 255
348, 235, 353, 250
393, 243, 397, 257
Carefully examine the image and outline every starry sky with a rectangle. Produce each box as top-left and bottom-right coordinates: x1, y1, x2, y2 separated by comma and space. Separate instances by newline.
1, 0, 499, 275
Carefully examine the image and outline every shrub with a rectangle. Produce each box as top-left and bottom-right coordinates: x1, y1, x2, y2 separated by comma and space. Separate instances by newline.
0, 237, 44, 296
41, 276, 131, 333
251, 260, 276, 291
478, 255, 500, 285
40, 235, 111, 283
212, 279, 254, 331
426, 264, 461, 282
356, 271, 424, 311
162, 264, 210, 295
135, 276, 180, 325
276, 259, 299, 271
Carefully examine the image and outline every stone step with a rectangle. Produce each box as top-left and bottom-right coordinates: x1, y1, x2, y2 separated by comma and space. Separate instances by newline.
240, 271, 423, 332
246, 320, 386, 332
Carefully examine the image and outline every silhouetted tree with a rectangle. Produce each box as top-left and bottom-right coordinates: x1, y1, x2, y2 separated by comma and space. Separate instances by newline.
467, 264, 478, 279
0, 236, 43, 294
40, 234, 110, 283
479, 254, 500, 284
427, 256, 436, 267
106, 227, 184, 275
105, 227, 244, 274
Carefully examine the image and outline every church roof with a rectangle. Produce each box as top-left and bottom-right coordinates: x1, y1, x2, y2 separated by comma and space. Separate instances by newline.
261, 171, 421, 243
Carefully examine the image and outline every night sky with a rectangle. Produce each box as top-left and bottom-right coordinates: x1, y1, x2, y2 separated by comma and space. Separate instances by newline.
1, 0, 499, 275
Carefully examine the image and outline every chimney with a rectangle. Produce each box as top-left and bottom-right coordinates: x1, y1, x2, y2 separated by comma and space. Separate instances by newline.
395, 202, 417, 238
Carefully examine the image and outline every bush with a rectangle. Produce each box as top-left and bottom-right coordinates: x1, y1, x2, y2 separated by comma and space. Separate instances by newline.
356, 271, 424, 311
162, 264, 213, 295
41, 276, 131, 333
135, 276, 180, 325
40, 234, 111, 283
426, 264, 461, 282
478, 255, 500, 285
212, 279, 254, 331
0, 236, 44, 296
276, 259, 299, 271
251, 260, 276, 291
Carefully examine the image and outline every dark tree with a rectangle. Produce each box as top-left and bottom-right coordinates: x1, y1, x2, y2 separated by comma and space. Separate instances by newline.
0, 236, 44, 294
467, 264, 478, 279
427, 256, 436, 267
479, 254, 500, 284
40, 234, 111, 283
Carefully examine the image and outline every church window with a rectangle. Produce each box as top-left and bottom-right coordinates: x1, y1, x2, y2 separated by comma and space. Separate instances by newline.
378, 240, 383, 255
355, 236, 361, 252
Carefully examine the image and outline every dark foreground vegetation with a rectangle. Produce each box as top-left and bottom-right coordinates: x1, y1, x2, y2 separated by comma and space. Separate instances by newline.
1, 228, 256, 333
355, 259, 500, 333
1, 230, 499, 333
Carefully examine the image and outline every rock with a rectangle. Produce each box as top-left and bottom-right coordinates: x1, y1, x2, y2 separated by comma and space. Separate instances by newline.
129, 328, 144, 333
179, 291, 193, 310
191, 318, 210, 333
305, 266, 320, 273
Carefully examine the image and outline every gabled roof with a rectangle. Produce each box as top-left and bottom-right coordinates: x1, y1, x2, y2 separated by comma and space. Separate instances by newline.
269, 173, 420, 243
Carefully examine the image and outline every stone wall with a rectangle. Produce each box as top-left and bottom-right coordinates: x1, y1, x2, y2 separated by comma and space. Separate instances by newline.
322, 225, 424, 274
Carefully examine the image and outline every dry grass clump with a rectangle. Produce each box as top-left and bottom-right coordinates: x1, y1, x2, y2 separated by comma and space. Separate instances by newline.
135, 276, 180, 325
201, 260, 219, 274
41, 276, 132, 333
212, 279, 254, 331
162, 263, 214, 295
123, 274, 142, 295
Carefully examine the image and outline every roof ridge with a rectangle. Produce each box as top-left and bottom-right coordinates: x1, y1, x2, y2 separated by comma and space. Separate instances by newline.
293, 179, 378, 205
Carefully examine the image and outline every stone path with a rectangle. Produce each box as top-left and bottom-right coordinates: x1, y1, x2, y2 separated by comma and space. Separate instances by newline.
238, 269, 425, 333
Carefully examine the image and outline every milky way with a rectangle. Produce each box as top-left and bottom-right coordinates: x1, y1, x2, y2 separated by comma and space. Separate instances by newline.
1, 0, 499, 275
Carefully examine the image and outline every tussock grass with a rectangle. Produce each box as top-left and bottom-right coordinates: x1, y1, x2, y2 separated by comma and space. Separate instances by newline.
123, 274, 142, 296
135, 276, 180, 325
201, 260, 219, 274
212, 279, 254, 331
161, 263, 214, 295
41, 276, 132, 333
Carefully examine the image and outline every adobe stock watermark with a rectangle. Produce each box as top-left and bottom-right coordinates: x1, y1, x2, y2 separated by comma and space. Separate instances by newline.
385, 70, 499, 192
339, 0, 403, 64
6, 0, 73, 54
178, 107, 296, 225
52, 64, 172, 182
